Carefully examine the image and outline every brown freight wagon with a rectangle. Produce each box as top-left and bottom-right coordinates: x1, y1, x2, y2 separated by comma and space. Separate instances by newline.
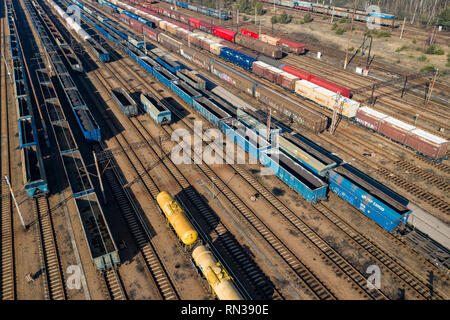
192, 51, 212, 70
158, 33, 182, 53
279, 72, 298, 91
210, 61, 258, 96
188, 33, 201, 47
355, 106, 388, 132
378, 117, 415, 144
234, 34, 282, 59
404, 129, 449, 160
254, 85, 327, 133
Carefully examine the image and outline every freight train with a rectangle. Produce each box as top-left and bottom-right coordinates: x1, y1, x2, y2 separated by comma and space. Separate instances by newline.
156, 192, 242, 300
260, 0, 398, 28
160, 0, 230, 20
8, 4, 48, 198
25, 0, 119, 270
92, 0, 449, 161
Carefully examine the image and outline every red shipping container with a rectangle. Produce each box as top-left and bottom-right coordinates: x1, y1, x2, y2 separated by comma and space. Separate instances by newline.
189, 17, 202, 29
143, 25, 160, 41
240, 28, 258, 39
213, 26, 236, 42
281, 65, 312, 81
278, 38, 306, 54
309, 76, 351, 98
130, 18, 144, 33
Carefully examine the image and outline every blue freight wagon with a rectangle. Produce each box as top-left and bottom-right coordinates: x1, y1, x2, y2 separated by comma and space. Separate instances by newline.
138, 55, 159, 76
22, 145, 49, 198
156, 55, 182, 74
278, 134, 338, 177
260, 150, 328, 203
73, 106, 101, 141
153, 66, 178, 88
193, 97, 231, 126
221, 118, 271, 162
110, 87, 138, 117
140, 92, 171, 125
171, 80, 202, 106
328, 164, 410, 232
219, 47, 256, 71
18, 117, 37, 149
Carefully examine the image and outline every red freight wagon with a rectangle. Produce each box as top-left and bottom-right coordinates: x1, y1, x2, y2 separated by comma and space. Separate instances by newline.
378, 117, 415, 144
309, 76, 351, 98
355, 106, 388, 132
143, 25, 160, 41
130, 18, 144, 33
119, 13, 131, 25
404, 129, 449, 160
189, 17, 202, 29
281, 65, 312, 81
213, 26, 236, 42
200, 21, 212, 32
278, 38, 306, 54
240, 28, 258, 39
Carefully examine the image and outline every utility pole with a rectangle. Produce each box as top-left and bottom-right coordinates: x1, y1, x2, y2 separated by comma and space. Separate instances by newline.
343, 0, 357, 70
400, 17, 406, 39
5, 176, 27, 231
425, 69, 438, 105
93, 152, 106, 204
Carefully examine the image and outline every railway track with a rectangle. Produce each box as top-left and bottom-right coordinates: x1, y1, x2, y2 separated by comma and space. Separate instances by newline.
33, 196, 66, 300
0, 0, 15, 301
313, 202, 446, 300
102, 269, 126, 300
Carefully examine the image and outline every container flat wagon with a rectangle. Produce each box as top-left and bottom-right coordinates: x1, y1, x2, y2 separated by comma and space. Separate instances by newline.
329, 164, 411, 232
140, 92, 171, 124
110, 87, 138, 116
260, 150, 328, 203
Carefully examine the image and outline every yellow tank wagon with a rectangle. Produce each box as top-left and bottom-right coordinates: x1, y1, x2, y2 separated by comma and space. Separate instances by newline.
156, 191, 198, 246
192, 245, 243, 300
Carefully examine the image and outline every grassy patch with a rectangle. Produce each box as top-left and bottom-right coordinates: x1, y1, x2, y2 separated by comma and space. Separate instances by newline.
418, 55, 427, 62
421, 65, 436, 72
424, 44, 445, 55
395, 45, 408, 52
